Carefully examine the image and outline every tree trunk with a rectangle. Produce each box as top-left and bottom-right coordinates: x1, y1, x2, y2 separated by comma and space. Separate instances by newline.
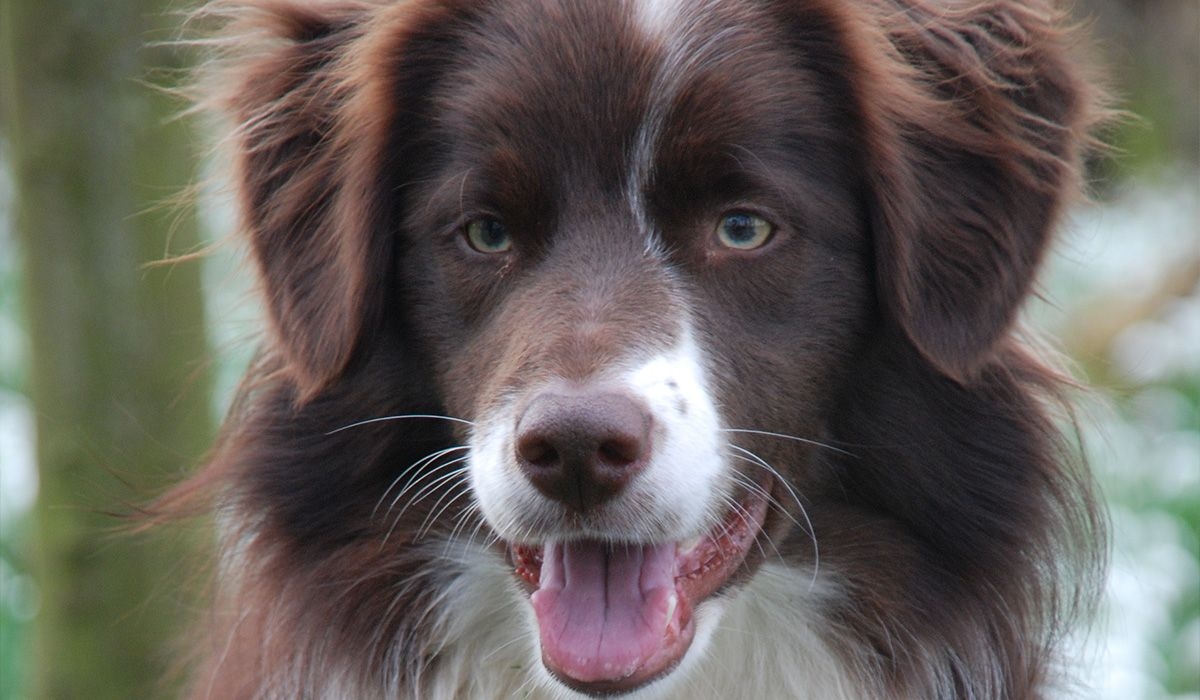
1, 2, 212, 697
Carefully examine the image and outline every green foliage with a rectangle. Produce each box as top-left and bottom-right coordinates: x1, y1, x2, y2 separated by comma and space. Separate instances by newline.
0, 520, 33, 700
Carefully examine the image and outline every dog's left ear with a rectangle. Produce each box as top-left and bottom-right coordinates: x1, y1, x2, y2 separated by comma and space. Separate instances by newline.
206, 2, 426, 400
857, 0, 1101, 381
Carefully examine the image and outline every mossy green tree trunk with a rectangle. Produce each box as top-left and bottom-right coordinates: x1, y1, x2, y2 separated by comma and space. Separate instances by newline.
1, 1, 211, 697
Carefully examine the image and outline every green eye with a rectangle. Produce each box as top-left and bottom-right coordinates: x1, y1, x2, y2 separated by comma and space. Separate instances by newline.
464, 217, 512, 254
716, 212, 773, 250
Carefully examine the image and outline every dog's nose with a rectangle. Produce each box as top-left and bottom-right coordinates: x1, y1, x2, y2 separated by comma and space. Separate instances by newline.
514, 389, 652, 512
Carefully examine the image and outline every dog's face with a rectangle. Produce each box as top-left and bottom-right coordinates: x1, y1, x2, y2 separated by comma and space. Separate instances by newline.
393, 2, 871, 690
213, 0, 1097, 695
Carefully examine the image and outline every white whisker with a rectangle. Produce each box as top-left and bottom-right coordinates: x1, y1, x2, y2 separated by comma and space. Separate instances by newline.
720, 427, 856, 458
372, 446, 470, 519
325, 413, 475, 436
388, 459, 472, 521
381, 461, 470, 548
727, 444, 820, 589
417, 485, 474, 542
728, 474, 786, 562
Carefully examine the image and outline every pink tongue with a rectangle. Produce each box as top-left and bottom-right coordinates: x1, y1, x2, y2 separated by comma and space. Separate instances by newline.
531, 540, 681, 683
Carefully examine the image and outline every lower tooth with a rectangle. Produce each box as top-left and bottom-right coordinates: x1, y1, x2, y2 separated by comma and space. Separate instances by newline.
665, 592, 678, 628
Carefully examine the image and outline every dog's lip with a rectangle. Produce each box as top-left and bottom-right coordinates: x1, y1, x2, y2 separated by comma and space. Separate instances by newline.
510, 482, 772, 593
507, 479, 772, 694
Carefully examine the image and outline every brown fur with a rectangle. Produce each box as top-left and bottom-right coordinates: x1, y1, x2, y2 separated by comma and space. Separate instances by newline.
168, 1, 1107, 697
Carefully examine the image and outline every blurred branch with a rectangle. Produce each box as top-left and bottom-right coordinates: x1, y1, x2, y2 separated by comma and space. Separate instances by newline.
1063, 255, 1200, 384
1, 1, 212, 697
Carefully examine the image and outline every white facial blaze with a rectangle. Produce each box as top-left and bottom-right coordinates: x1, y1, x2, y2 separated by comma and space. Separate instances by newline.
633, 0, 689, 42
628, 0, 738, 257
467, 326, 727, 544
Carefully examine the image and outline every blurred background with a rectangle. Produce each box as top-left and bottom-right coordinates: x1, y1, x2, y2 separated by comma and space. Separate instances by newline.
0, 0, 1196, 697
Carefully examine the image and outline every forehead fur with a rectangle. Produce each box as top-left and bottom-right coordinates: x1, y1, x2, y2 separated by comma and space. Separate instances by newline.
420, 0, 857, 234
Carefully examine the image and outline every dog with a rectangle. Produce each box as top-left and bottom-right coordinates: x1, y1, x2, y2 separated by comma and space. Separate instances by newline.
172, 0, 1107, 697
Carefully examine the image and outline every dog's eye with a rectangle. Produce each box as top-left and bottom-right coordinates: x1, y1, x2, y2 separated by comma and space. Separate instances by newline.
464, 218, 512, 254
716, 212, 773, 250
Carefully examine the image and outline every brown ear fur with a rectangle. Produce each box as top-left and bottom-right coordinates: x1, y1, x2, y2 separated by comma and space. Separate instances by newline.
202, 1, 407, 401
850, 0, 1101, 380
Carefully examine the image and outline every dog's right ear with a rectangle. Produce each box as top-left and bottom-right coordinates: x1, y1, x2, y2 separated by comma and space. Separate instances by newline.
202, 1, 428, 401
839, 0, 1102, 382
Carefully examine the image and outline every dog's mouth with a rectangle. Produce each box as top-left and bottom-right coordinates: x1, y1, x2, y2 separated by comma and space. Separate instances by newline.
508, 482, 771, 695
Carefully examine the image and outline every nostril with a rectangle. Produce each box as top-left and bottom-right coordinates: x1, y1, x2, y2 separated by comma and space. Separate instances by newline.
516, 435, 559, 469
598, 436, 641, 466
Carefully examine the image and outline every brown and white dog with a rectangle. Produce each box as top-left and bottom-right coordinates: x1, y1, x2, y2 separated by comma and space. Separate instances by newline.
174, 0, 1107, 697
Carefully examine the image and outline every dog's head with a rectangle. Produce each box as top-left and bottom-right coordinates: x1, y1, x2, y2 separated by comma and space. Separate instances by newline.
206, 0, 1099, 694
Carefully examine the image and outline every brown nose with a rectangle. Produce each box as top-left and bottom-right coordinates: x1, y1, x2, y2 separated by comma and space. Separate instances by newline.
514, 389, 652, 512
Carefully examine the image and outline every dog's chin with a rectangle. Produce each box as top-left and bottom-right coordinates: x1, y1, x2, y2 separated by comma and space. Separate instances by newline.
505, 481, 771, 696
